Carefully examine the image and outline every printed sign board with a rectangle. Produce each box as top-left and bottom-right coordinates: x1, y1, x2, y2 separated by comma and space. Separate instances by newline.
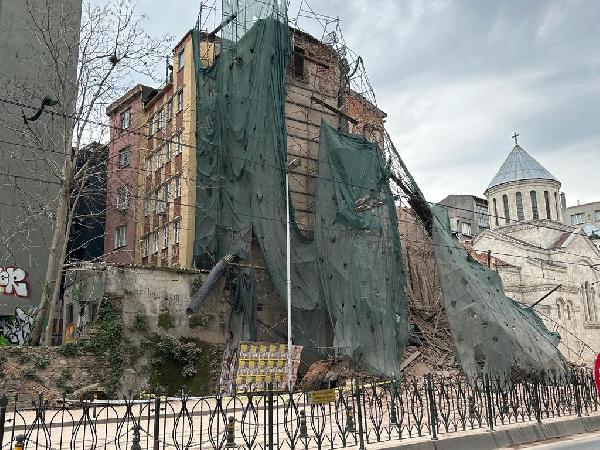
308, 389, 337, 405
227, 341, 303, 393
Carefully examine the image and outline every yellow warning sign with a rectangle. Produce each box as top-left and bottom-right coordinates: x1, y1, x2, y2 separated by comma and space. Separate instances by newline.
308, 389, 337, 405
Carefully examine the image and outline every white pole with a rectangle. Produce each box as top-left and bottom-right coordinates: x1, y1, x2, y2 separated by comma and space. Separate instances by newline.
286, 171, 293, 391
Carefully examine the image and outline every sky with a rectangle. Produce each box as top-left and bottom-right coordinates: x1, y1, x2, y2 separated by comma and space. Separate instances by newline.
110, 0, 600, 205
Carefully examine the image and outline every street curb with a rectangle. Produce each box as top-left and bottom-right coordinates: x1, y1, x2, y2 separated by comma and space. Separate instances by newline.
377, 414, 600, 449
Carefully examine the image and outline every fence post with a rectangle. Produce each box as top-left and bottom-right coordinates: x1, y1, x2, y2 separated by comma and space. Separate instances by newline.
426, 374, 438, 440
0, 395, 7, 448
153, 397, 161, 450
483, 374, 494, 431
532, 376, 542, 423
267, 382, 274, 450
573, 369, 582, 418
354, 383, 366, 450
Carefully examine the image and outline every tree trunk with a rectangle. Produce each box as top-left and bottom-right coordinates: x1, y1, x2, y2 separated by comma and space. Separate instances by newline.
29, 185, 69, 345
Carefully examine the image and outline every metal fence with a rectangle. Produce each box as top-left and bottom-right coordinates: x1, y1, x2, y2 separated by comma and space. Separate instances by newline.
1, 369, 598, 449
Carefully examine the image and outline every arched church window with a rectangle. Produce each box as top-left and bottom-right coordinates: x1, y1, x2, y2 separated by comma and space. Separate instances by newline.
583, 281, 598, 322
544, 191, 551, 220
556, 300, 562, 320
554, 192, 559, 220
503, 194, 510, 224
493, 198, 499, 226
566, 301, 573, 320
515, 192, 524, 221
530, 191, 539, 220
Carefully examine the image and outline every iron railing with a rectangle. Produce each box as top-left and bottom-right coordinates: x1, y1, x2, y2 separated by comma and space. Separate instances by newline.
0, 369, 598, 449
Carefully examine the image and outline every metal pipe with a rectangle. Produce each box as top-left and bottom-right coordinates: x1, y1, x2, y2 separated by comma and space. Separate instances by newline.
186, 254, 234, 314
286, 170, 293, 390
530, 284, 562, 309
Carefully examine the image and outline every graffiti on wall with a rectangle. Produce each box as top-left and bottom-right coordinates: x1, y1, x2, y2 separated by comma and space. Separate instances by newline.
0, 267, 29, 297
0, 308, 34, 345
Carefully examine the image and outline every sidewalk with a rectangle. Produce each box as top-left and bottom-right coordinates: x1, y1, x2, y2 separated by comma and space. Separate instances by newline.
369, 412, 600, 450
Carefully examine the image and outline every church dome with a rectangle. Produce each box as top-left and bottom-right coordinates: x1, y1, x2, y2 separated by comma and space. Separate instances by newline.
486, 144, 558, 192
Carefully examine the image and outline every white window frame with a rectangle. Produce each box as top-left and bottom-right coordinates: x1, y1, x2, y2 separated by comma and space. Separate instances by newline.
461, 222, 472, 236
146, 157, 152, 176
144, 195, 152, 217
120, 109, 131, 130
162, 224, 169, 250
165, 139, 172, 162
152, 230, 159, 254
142, 235, 149, 257
167, 99, 173, 120
175, 175, 182, 198
116, 186, 129, 210
147, 116, 154, 136
118, 146, 131, 169
177, 90, 184, 112
174, 219, 181, 244
157, 108, 164, 130
155, 147, 162, 170
178, 49, 185, 70
175, 131, 183, 155
571, 213, 585, 225
595, 210, 600, 222
114, 225, 127, 249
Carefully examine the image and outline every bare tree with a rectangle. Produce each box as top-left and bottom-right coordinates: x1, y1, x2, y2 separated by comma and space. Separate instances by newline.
1, 0, 171, 345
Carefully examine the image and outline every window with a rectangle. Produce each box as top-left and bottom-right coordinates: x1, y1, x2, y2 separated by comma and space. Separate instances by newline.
530, 191, 539, 220
175, 131, 183, 154
164, 182, 171, 202
147, 116, 154, 136
461, 222, 472, 236
174, 219, 181, 244
293, 46, 305, 78
595, 210, 600, 222
178, 49, 185, 70
566, 301, 572, 320
146, 157, 152, 176
152, 230, 159, 254
515, 192, 524, 221
114, 225, 127, 249
157, 108, 164, 130
142, 235, 149, 257
571, 213, 585, 225
177, 90, 183, 112
493, 198, 499, 226
118, 146, 131, 169
120, 109, 131, 130
162, 224, 169, 249
167, 99, 173, 120
544, 191, 551, 220
144, 195, 152, 216
175, 175, 182, 198
116, 186, 129, 210
155, 147, 162, 170
165, 139, 172, 162
502, 194, 510, 224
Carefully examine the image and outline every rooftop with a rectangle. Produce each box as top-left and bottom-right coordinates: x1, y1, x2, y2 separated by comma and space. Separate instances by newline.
486, 144, 558, 191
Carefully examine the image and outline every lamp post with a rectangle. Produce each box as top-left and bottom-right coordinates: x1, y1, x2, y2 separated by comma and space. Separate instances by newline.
285, 158, 301, 390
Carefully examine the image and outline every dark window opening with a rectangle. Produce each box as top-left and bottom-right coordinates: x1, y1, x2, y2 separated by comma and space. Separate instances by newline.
516, 192, 524, 221
530, 190, 539, 220
67, 303, 74, 324
502, 194, 510, 224
293, 46, 305, 78
493, 198, 499, 226
544, 190, 551, 219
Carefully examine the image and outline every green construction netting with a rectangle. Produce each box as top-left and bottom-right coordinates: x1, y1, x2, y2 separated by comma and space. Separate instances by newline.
430, 205, 567, 380
192, 4, 567, 381
192, 17, 406, 377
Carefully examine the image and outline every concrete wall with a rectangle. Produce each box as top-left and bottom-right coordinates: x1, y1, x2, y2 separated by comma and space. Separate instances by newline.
438, 195, 489, 237
0, 0, 82, 316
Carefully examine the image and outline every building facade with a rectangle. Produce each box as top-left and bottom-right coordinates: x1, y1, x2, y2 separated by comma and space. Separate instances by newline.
0, 0, 82, 318
563, 201, 600, 245
438, 195, 489, 238
105, 26, 385, 270
472, 141, 600, 364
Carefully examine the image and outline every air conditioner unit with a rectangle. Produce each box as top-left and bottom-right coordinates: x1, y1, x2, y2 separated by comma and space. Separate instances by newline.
155, 201, 167, 215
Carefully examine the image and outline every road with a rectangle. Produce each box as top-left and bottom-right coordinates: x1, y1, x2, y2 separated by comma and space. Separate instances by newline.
521, 431, 600, 449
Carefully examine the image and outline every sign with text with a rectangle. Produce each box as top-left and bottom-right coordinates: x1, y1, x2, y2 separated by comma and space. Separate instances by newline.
308, 389, 337, 405
234, 342, 303, 392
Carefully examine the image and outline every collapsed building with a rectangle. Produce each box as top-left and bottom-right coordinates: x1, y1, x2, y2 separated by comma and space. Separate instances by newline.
64, 1, 569, 390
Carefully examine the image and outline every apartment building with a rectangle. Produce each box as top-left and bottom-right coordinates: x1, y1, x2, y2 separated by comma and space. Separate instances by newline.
105, 26, 384, 269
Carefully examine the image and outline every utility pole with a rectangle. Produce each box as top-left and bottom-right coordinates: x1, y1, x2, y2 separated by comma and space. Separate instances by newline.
285, 158, 301, 390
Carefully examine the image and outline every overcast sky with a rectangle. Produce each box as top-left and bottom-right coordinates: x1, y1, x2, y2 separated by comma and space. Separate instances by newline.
119, 0, 600, 205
